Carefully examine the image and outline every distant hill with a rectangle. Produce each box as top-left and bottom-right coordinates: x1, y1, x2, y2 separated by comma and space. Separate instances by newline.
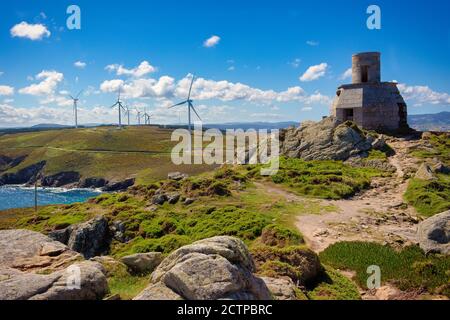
408, 112, 450, 132
204, 121, 299, 131
31, 123, 71, 129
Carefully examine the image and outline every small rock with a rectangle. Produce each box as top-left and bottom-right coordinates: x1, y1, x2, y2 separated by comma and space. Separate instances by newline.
183, 198, 195, 205
415, 163, 437, 181
260, 277, 298, 300
313, 229, 329, 237
168, 172, 188, 181
121, 252, 163, 274
167, 193, 181, 205
152, 194, 168, 205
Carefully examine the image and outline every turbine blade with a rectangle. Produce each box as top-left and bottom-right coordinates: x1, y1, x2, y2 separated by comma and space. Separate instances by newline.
76, 90, 83, 98
169, 101, 188, 109
187, 75, 195, 100
190, 104, 202, 121
111, 102, 118, 108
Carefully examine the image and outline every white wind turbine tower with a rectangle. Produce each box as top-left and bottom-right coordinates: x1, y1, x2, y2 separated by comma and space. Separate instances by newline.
68, 90, 83, 128
110, 88, 126, 129
144, 113, 153, 125
136, 109, 143, 125
169, 75, 201, 134
123, 105, 131, 126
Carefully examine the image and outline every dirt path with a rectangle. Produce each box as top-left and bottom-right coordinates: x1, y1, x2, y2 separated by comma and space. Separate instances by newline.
263, 139, 423, 253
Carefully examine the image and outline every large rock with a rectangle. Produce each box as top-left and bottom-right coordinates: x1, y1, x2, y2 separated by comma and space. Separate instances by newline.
79, 177, 108, 189
49, 216, 111, 259
41, 171, 80, 187
121, 252, 163, 274
0, 230, 108, 300
102, 178, 135, 192
417, 210, 450, 255
0, 161, 46, 185
280, 117, 372, 161
134, 236, 272, 300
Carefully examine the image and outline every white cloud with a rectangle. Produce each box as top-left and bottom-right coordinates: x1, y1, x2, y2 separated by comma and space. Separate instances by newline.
339, 68, 352, 80
398, 84, 450, 106
19, 70, 63, 96
74, 61, 87, 69
10, 22, 51, 40
228, 66, 235, 71
203, 35, 221, 48
0, 72, 4, 77
306, 40, 319, 46
299, 63, 328, 82
289, 58, 301, 68
301, 107, 313, 111
100, 74, 331, 107
0, 85, 14, 96
105, 61, 156, 78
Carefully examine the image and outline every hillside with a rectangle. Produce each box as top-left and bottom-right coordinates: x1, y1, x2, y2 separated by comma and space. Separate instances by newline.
0, 126, 215, 186
408, 112, 450, 132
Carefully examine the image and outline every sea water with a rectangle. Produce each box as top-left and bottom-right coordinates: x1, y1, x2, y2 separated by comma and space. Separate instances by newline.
0, 186, 101, 211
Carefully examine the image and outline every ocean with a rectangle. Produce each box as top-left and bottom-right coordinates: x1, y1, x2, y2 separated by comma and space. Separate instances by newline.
0, 186, 101, 211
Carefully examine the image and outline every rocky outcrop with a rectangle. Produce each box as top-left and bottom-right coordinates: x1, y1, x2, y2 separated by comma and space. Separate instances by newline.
102, 178, 135, 192
79, 177, 108, 189
0, 161, 46, 185
0, 229, 108, 300
417, 210, 450, 255
134, 236, 272, 300
121, 252, 163, 274
49, 216, 111, 259
280, 117, 372, 161
41, 171, 80, 187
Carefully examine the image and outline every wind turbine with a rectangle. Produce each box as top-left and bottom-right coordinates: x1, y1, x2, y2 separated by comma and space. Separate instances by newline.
136, 109, 143, 125
144, 113, 153, 125
110, 88, 126, 128
68, 90, 83, 128
123, 105, 131, 126
168, 75, 201, 134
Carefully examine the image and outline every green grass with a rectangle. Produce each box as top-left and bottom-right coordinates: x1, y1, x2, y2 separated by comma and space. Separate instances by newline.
255, 157, 387, 199
404, 175, 450, 217
0, 126, 215, 183
410, 133, 450, 165
307, 266, 361, 300
319, 242, 450, 297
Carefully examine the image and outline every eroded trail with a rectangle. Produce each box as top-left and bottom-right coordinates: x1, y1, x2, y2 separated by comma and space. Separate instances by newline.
266, 139, 423, 253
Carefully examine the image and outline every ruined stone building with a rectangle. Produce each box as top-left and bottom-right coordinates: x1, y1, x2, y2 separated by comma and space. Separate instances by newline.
332, 52, 409, 131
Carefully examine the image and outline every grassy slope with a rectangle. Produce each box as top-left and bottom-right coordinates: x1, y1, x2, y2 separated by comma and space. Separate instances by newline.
320, 242, 450, 297
0, 126, 214, 183
405, 133, 450, 216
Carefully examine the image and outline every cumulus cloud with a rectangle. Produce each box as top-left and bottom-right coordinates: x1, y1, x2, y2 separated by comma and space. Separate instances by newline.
203, 35, 221, 48
398, 84, 450, 106
19, 70, 64, 96
105, 61, 156, 78
10, 22, 51, 40
299, 63, 328, 82
339, 68, 352, 80
0, 85, 14, 96
74, 61, 87, 69
100, 74, 331, 107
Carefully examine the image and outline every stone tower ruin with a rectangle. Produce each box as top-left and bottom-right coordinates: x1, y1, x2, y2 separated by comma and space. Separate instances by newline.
332, 52, 409, 131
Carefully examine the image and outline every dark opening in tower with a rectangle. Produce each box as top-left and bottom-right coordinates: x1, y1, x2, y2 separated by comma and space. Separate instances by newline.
343, 108, 354, 122
361, 65, 369, 83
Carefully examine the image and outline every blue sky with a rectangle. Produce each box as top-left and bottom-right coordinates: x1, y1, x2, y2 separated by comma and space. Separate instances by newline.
0, 0, 449, 127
